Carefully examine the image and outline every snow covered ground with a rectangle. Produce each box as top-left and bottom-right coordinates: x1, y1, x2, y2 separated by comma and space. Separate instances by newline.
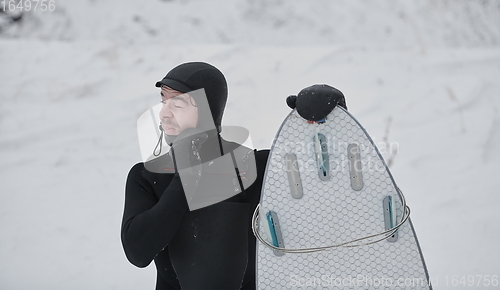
1, 0, 499, 289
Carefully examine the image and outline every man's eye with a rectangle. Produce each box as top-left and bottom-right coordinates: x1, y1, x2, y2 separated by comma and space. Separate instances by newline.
172, 100, 186, 108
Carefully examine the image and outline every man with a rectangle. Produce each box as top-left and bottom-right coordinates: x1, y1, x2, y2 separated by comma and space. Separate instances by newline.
121, 62, 269, 289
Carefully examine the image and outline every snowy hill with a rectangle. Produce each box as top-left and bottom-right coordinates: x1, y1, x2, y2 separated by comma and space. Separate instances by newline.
1, 0, 500, 289
2, 0, 500, 47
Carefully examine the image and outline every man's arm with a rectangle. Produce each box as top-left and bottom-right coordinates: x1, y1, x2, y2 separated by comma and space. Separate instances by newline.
241, 149, 270, 289
121, 163, 188, 268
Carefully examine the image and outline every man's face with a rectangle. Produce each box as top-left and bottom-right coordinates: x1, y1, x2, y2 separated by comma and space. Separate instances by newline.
159, 86, 198, 136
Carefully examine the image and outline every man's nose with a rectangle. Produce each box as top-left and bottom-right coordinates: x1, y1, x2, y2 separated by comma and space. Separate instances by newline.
159, 101, 173, 119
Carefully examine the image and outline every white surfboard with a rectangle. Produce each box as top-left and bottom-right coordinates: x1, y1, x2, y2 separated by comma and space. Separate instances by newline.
255, 106, 432, 289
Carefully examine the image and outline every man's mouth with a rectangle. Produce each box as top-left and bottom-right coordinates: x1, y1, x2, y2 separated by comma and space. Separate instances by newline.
161, 122, 178, 133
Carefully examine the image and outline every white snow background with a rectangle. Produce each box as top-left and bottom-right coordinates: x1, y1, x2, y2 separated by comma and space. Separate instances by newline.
1, 0, 500, 289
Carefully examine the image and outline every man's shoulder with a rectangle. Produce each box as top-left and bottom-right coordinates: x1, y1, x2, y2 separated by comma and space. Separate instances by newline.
128, 162, 145, 176
127, 153, 175, 179
220, 139, 269, 155
254, 149, 270, 156
253, 149, 269, 166
143, 153, 176, 174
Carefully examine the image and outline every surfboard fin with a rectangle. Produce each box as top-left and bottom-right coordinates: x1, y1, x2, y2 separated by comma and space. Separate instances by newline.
314, 133, 330, 181
285, 153, 303, 199
383, 195, 399, 242
347, 143, 364, 191
266, 211, 285, 256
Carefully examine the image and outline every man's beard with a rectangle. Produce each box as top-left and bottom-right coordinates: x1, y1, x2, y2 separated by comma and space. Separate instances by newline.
164, 132, 178, 146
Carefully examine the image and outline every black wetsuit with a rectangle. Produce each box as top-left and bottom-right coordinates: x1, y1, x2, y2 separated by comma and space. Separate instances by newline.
121, 142, 269, 289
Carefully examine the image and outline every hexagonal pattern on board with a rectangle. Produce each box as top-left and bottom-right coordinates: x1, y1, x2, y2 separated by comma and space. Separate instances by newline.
257, 107, 431, 290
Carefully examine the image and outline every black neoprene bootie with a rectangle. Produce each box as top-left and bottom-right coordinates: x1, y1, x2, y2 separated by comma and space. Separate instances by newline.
287, 84, 347, 121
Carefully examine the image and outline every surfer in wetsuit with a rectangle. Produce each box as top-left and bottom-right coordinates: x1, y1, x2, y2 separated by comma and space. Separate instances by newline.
121, 62, 269, 289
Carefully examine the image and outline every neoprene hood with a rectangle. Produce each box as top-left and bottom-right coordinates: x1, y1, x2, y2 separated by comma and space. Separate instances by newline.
156, 62, 228, 132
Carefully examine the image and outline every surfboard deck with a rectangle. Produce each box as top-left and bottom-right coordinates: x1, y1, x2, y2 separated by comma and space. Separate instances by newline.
256, 106, 432, 289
